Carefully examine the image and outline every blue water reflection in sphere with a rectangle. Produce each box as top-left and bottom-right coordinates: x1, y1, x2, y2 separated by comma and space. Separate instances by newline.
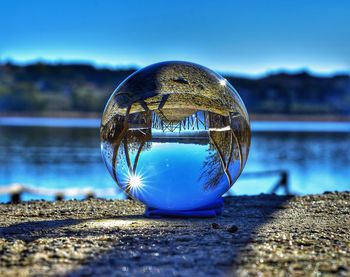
100, 61, 251, 211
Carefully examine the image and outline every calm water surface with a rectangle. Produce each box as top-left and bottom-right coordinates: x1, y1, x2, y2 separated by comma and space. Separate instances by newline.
0, 119, 349, 202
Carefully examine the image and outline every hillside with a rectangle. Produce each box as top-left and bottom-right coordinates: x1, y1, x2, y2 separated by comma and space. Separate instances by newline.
0, 62, 349, 116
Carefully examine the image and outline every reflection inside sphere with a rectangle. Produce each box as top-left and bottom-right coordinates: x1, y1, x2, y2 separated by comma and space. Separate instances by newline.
100, 61, 251, 211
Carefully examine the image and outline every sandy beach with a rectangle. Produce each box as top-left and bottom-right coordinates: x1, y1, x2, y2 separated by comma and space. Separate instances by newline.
0, 192, 349, 276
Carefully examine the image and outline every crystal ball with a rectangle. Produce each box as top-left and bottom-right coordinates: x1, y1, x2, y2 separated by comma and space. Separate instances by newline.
100, 61, 251, 211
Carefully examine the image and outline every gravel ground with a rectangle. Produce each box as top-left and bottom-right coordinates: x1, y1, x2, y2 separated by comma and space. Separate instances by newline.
0, 192, 349, 276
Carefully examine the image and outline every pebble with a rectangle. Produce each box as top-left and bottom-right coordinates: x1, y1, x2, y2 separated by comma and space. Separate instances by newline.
211, 223, 220, 229
227, 225, 239, 233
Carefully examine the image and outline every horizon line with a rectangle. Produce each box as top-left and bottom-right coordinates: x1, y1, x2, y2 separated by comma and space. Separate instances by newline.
1, 57, 349, 79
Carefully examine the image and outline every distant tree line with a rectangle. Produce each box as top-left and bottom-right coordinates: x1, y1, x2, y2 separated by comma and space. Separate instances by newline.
0, 62, 349, 115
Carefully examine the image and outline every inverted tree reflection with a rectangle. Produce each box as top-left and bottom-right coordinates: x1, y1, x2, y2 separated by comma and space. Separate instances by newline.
101, 106, 250, 194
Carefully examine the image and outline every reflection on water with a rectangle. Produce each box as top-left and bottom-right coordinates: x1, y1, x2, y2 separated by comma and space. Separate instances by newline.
236, 131, 350, 195
0, 125, 349, 202
0, 126, 121, 202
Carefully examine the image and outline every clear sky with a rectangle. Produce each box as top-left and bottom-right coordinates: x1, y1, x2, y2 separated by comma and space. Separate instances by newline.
1, 0, 349, 76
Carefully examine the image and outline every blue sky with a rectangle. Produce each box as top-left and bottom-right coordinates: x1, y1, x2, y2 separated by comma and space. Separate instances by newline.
1, 0, 349, 76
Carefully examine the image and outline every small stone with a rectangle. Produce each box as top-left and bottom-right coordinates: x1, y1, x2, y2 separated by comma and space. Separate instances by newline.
211, 223, 220, 229
227, 225, 238, 233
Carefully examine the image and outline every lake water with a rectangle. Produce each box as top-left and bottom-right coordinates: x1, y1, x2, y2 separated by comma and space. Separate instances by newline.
0, 118, 349, 202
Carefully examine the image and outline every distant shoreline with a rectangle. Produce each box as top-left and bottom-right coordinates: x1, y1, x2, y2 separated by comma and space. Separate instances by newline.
1, 114, 349, 132
0, 112, 102, 119
0, 112, 349, 122
249, 114, 350, 122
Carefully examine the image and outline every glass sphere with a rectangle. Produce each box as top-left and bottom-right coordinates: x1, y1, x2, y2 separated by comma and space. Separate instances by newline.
100, 61, 251, 211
